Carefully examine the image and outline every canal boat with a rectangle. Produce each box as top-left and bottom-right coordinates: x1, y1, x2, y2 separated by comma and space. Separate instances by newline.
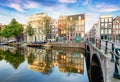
42, 42, 52, 49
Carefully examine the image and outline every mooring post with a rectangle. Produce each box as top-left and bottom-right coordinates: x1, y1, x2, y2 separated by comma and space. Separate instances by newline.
111, 43, 115, 62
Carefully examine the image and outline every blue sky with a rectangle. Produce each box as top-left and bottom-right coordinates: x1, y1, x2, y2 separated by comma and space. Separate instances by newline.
0, 0, 120, 32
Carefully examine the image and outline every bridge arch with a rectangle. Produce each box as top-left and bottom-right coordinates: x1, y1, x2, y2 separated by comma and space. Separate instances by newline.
85, 44, 91, 72
90, 53, 104, 82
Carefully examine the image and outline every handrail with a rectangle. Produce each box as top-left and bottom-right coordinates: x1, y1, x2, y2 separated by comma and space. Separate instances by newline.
110, 51, 120, 59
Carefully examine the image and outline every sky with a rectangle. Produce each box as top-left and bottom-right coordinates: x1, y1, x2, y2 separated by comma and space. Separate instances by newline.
0, 0, 120, 32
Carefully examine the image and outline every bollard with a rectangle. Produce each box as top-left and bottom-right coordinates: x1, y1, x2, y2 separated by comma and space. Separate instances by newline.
113, 48, 120, 79
105, 40, 108, 54
99, 39, 101, 49
111, 43, 115, 62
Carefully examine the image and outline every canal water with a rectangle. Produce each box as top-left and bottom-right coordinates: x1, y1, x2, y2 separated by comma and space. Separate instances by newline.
0, 46, 89, 82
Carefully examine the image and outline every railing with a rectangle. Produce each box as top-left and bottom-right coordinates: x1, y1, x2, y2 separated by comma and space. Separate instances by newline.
97, 40, 120, 79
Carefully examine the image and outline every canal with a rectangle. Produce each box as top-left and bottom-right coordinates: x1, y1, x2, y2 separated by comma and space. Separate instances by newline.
0, 46, 89, 82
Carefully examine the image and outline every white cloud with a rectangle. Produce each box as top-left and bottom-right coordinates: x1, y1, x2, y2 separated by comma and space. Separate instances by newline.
3, 0, 39, 12
23, 1, 39, 9
59, 0, 77, 3
88, 3, 120, 13
9, 3, 24, 12
82, 0, 91, 5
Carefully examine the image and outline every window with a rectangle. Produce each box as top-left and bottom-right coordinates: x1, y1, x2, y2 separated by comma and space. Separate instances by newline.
70, 17, 72, 20
101, 23, 104, 26
109, 29, 111, 34
108, 23, 112, 27
105, 18, 108, 22
105, 29, 107, 34
105, 23, 107, 28
101, 29, 104, 34
113, 25, 115, 29
82, 20, 84, 25
116, 31, 118, 34
109, 18, 112, 22
101, 19, 104, 22
116, 25, 118, 28
79, 16, 81, 20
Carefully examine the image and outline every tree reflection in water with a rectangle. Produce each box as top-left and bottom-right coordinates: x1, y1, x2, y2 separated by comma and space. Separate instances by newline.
28, 53, 36, 64
43, 49, 53, 75
0, 49, 25, 69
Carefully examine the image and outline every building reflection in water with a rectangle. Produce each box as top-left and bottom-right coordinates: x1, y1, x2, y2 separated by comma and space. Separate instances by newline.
27, 47, 84, 75
0, 46, 84, 75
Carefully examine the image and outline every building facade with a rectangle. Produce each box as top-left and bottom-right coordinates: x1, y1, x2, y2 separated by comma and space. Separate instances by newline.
50, 19, 59, 41
113, 16, 120, 42
88, 23, 99, 43
100, 15, 113, 41
58, 14, 85, 41
27, 13, 49, 42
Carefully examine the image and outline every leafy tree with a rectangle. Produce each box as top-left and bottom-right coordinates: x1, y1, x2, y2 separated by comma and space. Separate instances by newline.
2, 25, 12, 39
9, 18, 23, 41
1, 18, 23, 41
43, 16, 52, 40
66, 17, 76, 41
27, 24, 34, 37
26, 24, 34, 42
0, 27, 2, 36
28, 53, 35, 64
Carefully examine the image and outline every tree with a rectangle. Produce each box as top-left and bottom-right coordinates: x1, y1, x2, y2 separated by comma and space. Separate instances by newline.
0, 27, 2, 36
1, 25, 12, 39
26, 24, 34, 42
1, 18, 23, 41
43, 16, 52, 40
9, 18, 23, 41
66, 17, 76, 41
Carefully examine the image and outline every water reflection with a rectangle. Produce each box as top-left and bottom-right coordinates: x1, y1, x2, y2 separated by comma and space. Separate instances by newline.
26, 47, 84, 75
0, 47, 25, 69
0, 46, 88, 82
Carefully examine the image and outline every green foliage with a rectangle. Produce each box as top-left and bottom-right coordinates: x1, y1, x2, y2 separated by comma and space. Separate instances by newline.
26, 24, 34, 37
1, 18, 23, 39
66, 17, 76, 33
0, 27, 2, 36
0, 49, 25, 69
43, 16, 51, 39
28, 53, 35, 64
2, 25, 12, 38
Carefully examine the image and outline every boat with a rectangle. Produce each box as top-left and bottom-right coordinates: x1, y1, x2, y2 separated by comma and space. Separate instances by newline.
43, 43, 52, 49
27, 43, 41, 47
0, 42, 7, 46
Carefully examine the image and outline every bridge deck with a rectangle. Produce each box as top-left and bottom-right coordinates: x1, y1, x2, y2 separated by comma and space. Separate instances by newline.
100, 49, 120, 82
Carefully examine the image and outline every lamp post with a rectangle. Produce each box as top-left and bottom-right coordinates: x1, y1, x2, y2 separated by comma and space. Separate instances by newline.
105, 40, 108, 54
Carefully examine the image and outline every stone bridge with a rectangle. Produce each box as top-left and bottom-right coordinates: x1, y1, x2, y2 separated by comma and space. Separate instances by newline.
83, 41, 120, 82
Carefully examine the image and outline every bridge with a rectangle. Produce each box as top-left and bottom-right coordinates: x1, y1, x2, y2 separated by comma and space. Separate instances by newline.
84, 40, 120, 82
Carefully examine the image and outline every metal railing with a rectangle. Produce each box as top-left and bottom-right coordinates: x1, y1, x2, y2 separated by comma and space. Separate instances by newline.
98, 40, 120, 79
